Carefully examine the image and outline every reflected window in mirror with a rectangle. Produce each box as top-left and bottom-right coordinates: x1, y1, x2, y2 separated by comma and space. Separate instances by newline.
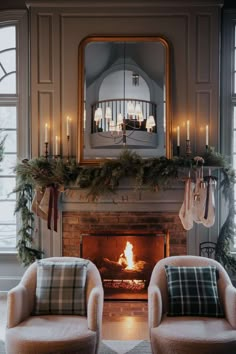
78, 37, 171, 164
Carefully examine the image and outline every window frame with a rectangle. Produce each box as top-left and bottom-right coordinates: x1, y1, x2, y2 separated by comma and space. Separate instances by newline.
0, 10, 29, 253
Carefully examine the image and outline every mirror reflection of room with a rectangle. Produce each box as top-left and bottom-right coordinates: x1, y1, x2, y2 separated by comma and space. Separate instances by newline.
82, 38, 168, 160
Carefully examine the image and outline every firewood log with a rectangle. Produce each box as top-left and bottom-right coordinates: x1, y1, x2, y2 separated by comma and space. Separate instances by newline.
102, 257, 124, 271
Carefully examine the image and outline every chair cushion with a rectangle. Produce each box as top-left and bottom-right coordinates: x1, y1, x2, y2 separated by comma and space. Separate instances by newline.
5, 315, 96, 354
34, 260, 89, 315
151, 315, 236, 354
164, 265, 224, 317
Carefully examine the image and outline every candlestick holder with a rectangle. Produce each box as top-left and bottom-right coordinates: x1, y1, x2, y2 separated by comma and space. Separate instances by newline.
176, 145, 180, 157
186, 139, 191, 156
67, 135, 70, 161
44, 142, 49, 159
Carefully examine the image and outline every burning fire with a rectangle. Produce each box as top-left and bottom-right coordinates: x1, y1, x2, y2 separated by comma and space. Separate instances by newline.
118, 241, 135, 270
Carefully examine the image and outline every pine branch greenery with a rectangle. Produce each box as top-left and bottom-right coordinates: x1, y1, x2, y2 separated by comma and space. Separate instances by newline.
0, 134, 6, 163
13, 148, 236, 271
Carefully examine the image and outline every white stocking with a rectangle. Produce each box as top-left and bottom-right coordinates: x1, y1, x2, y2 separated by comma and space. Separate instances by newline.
179, 178, 194, 230
200, 177, 216, 227
192, 169, 207, 224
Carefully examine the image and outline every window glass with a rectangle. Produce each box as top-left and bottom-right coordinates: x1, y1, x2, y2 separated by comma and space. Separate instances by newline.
0, 26, 16, 94
0, 106, 16, 129
232, 26, 236, 248
235, 25, 236, 46
0, 178, 16, 200
0, 27, 15, 51
0, 73, 16, 94
234, 72, 236, 94
0, 202, 16, 223
233, 130, 236, 150
0, 50, 16, 74
234, 32, 236, 94
4, 132, 17, 153
234, 104, 236, 248
0, 225, 16, 248
0, 25, 17, 249
0, 155, 16, 176
233, 153, 236, 169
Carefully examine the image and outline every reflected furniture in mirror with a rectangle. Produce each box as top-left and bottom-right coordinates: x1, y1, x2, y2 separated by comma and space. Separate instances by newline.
78, 36, 171, 164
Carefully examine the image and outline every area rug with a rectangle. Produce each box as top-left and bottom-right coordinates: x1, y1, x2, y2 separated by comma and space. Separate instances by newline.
0, 340, 152, 354
99, 340, 152, 354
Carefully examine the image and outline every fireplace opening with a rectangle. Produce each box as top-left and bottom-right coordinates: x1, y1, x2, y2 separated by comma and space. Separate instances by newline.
82, 231, 169, 300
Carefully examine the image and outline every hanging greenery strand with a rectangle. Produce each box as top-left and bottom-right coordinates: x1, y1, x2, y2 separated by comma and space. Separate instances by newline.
215, 167, 236, 272
13, 149, 236, 271
0, 134, 6, 163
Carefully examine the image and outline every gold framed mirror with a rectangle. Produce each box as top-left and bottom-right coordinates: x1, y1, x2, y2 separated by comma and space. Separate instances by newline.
78, 36, 171, 164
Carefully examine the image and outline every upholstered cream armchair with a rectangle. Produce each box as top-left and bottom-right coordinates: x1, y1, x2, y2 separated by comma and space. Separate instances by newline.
5, 257, 104, 354
148, 255, 236, 354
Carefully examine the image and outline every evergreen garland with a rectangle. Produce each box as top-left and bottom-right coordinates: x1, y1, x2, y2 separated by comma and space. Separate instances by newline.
0, 134, 6, 163
215, 166, 236, 272
13, 149, 236, 271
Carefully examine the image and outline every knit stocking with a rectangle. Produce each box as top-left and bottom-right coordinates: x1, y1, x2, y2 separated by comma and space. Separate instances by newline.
179, 178, 194, 230
192, 170, 207, 224
200, 177, 216, 227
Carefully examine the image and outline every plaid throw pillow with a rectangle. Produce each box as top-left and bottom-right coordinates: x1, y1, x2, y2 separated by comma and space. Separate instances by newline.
164, 265, 224, 317
34, 260, 89, 316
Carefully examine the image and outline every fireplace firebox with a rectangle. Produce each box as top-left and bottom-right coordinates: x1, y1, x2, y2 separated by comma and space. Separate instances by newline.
82, 231, 169, 300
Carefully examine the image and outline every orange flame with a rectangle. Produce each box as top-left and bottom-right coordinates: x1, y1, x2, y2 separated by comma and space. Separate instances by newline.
124, 241, 134, 270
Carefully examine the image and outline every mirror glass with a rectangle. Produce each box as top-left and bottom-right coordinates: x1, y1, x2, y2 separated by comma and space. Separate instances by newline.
78, 36, 171, 164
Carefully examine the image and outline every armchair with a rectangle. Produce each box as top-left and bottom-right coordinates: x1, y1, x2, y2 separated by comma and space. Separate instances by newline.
148, 255, 236, 354
5, 257, 104, 354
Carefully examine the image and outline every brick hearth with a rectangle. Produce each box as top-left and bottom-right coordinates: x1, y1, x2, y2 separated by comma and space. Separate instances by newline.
62, 211, 186, 257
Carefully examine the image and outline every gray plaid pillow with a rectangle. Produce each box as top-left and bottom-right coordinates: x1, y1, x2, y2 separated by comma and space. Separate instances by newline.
34, 260, 89, 316
164, 265, 224, 317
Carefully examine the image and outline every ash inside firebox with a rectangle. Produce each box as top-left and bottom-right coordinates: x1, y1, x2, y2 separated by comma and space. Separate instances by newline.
103, 279, 145, 291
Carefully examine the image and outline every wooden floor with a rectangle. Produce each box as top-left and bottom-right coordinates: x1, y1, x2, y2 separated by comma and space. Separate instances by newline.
103, 300, 149, 340
0, 293, 149, 341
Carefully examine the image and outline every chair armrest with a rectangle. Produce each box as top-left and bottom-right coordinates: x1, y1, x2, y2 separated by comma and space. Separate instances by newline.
87, 286, 104, 333
148, 285, 163, 330
7, 284, 32, 328
224, 284, 236, 329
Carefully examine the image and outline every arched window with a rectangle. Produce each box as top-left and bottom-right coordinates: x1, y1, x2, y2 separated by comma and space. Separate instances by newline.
0, 12, 28, 250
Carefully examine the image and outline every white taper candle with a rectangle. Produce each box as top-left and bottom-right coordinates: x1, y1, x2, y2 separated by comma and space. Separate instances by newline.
206, 125, 209, 145
177, 126, 180, 146
66, 116, 70, 137
55, 135, 59, 155
45, 123, 48, 143
186, 120, 190, 140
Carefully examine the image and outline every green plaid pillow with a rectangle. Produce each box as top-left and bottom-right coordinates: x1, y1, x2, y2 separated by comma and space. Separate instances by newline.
164, 265, 224, 317
34, 260, 89, 316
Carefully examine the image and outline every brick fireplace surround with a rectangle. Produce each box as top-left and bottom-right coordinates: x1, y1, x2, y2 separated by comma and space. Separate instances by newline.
62, 211, 186, 257
61, 183, 186, 299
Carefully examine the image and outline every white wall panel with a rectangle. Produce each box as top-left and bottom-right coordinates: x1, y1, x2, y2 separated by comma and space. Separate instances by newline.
38, 14, 53, 83
196, 14, 211, 83
28, 2, 222, 259
195, 90, 211, 154
38, 91, 53, 155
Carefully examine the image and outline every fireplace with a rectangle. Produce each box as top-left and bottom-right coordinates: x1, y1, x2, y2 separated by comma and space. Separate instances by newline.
62, 211, 187, 300
82, 231, 169, 300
